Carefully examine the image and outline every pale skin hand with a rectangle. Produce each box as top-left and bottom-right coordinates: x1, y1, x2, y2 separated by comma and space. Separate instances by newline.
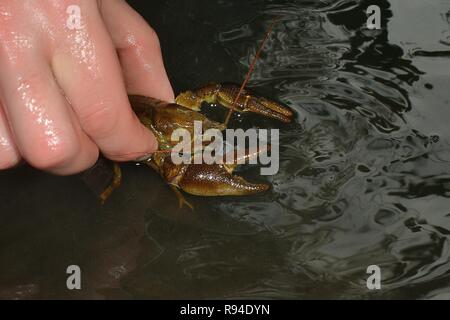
0, 0, 174, 174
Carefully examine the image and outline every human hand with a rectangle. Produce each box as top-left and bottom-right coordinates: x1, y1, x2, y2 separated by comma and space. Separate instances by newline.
0, 0, 173, 174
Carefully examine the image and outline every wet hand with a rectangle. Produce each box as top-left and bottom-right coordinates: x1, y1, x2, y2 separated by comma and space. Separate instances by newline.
0, 0, 174, 174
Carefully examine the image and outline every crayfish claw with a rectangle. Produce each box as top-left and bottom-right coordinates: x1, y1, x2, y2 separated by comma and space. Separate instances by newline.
178, 164, 269, 196
176, 83, 294, 123
217, 83, 294, 123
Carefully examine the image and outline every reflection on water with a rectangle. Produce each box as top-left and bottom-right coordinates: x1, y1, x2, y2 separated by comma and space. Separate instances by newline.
1, 0, 450, 299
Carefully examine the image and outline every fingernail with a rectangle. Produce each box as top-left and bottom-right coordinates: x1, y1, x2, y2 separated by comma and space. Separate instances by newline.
134, 153, 153, 162
134, 130, 159, 162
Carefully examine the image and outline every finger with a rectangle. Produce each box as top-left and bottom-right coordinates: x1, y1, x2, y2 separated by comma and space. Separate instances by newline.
99, 0, 174, 102
0, 100, 21, 169
52, 1, 158, 162
0, 53, 99, 175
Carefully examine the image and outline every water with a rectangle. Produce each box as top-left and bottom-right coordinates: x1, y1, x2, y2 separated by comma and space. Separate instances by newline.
1, 0, 450, 299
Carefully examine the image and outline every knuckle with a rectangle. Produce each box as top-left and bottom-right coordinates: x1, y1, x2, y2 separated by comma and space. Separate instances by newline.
84, 147, 100, 168
0, 153, 20, 170
78, 101, 118, 138
0, 137, 20, 170
10, 70, 49, 101
0, 17, 15, 42
27, 139, 79, 170
0, 27, 35, 63
131, 25, 160, 49
145, 26, 159, 43
144, 26, 161, 49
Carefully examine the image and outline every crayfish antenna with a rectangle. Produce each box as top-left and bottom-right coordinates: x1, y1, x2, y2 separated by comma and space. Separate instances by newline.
224, 17, 280, 126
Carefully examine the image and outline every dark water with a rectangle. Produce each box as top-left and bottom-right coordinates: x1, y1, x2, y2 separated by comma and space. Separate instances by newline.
1, 0, 450, 299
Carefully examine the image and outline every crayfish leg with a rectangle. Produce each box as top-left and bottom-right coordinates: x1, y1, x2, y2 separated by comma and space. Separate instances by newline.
170, 185, 194, 210
99, 162, 122, 204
